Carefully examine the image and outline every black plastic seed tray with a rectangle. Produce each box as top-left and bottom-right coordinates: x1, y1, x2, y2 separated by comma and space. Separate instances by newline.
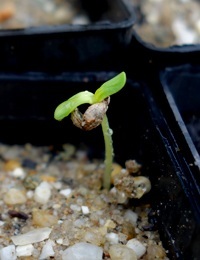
159, 64, 200, 183
0, 0, 135, 72
0, 71, 199, 259
161, 65, 200, 152
126, 33, 200, 187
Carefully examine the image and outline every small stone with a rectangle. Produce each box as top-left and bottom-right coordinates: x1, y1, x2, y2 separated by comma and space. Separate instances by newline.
26, 190, 34, 198
11, 167, 26, 179
60, 188, 72, 198
8, 210, 29, 220
0, 220, 5, 226
131, 176, 151, 199
4, 188, 27, 205
32, 209, 58, 227
56, 238, 63, 245
108, 244, 137, 260
124, 210, 138, 226
125, 160, 141, 174
0, 245, 17, 260
62, 242, 103, 260
81, 205, 90, 215
126, 238, 146, 258
39, 239, 55, 259
11, 227, 52, 246
34, 181, 51, 204
105, 232, 119, 244
16, 244, 34, 257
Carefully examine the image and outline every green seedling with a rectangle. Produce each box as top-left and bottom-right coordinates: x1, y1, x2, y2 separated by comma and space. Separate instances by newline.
54, 72, 126, 190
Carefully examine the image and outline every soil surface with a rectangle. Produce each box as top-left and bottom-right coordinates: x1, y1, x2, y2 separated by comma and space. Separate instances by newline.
132, 0, 200, 47
0, 143, 168, 259
0, 0, 89, 29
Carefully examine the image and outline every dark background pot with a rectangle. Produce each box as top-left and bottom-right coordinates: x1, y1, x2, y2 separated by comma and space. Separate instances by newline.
0, 0, 135, 72
160, 64, 200, 170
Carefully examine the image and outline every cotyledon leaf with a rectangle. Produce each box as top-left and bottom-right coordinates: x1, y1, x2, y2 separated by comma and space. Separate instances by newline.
54, 91, 95, 121
94, 72, 126, 102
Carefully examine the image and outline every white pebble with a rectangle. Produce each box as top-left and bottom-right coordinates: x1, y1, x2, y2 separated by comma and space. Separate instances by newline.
11, 227, 52, 246
11, 167, 26, 179
0, 245, 17, 260
34, 182, 51, 204
81, 206, 90, 215
0, 220, 5, 226
56, 238, 63, 244
62, 242, 103, 260
59, 188, 72, 198
16, 244, 34, 257
26, 190, 34, 199
39, 239, 55, 259
126, 238, 146, 258
105, 232, 119, 244
124, 209, 138, 226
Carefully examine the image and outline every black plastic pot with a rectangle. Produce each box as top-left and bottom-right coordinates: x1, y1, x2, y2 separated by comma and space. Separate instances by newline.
0, 71, 199, 259
160, 64, 200, 162
0, 0, 135, 72
159, 65, 200, 219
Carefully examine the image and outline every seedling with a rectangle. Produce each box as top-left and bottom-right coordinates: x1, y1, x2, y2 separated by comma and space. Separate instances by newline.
54, 72, 126, 190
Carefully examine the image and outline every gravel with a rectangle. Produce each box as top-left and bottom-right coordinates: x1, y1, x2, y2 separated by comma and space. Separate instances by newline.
0, 142, 169, 259
132, 0, 200, 47
0, 0, 89, 29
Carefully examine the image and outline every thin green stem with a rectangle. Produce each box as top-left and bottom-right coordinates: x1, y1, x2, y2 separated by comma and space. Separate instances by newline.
101, 114, 114, 190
